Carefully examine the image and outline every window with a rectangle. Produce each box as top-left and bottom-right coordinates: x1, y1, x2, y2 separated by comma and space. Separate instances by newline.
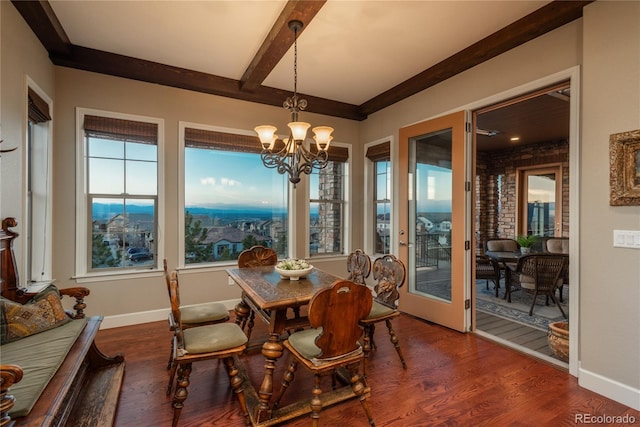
366, 141, 391, 255
26, 86, 52, 284
77, 110, 162, 275
181, 125, 288, 266
309, 145, 349, 256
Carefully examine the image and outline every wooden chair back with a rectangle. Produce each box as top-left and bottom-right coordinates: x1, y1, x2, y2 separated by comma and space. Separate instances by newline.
308, 280, 372, 359
372, 254, 406, 309
167, 271, 184, 343
237, 245, 277, 268
346, 249, 371, 285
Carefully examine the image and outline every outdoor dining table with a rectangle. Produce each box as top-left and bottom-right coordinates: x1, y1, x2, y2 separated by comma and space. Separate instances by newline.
485, 251, 523, 302
226, 265, 351, 426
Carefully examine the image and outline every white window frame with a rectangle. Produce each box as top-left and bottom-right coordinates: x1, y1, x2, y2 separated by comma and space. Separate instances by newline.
364, 137, 395, 256
74, 108, 164, 281
307, 142, 350, 259
23, 78, 53, 286
177, 122, 292, 269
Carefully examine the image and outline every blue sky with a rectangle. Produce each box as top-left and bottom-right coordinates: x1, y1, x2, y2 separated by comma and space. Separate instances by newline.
184, 148, 287, 209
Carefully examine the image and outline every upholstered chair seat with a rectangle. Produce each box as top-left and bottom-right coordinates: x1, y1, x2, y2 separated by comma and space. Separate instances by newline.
180, 303, 229, 325
182, 322, 247, 354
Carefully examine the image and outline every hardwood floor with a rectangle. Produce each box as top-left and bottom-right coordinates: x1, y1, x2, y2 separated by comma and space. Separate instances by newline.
95, 314, 638, 426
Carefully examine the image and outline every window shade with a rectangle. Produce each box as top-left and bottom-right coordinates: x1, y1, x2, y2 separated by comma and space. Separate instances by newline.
366, 141, 390, 162
309, 145, 349, 163
84, 115, 158, 145
184, 128, 264, 154
28, 88, 51, 123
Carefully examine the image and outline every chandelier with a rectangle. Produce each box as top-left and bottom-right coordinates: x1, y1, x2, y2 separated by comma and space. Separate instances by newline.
255, 20, 333, 186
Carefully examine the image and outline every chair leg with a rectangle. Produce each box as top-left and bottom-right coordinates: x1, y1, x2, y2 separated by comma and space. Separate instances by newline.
558, 284, 564, 302
528, 291, 539, 316
167, 336, 178, 395
234, 300, 251, 330
385, 319, 407, 369
549, 293, 567, 319
167, 336, 174, 370
273, 359, 298, 409
369, 324, 377, 350
350, 364, 375, 427
223, 356, 250, 425
245, 310, 256, 342
172, 362, 192, 427
310, 374, 323, 427
362, 330, 371, 379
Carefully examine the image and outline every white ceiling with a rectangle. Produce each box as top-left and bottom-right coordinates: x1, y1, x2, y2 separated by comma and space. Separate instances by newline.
48, 0, 550, 106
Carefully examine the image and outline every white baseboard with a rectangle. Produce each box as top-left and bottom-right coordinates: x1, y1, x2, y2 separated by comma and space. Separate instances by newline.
99, 298, 241, 330
579, 364, 640, 410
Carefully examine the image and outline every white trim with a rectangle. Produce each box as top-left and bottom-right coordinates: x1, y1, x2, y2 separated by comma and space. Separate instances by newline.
363, 136, 395, 256
23, 77, 54, 285
99, 298, 241, 329
579, 364, 640, 411
74, 108, 165, 278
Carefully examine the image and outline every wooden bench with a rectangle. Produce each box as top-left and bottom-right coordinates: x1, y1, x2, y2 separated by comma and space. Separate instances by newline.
0, 218, 125, 427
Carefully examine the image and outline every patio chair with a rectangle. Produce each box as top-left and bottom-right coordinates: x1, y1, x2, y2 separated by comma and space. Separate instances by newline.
545, 237, 570, 302
476, 254, 501, 297
513, 253, 568, 318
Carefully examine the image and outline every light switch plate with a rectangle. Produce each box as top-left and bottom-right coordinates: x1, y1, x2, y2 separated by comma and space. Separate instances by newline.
613, 230, 640, 249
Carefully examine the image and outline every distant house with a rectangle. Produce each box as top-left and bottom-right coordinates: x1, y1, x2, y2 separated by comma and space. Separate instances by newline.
204, 227, 270, 258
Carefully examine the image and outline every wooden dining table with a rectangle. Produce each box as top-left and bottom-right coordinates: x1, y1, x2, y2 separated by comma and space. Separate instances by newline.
226, 265, 348, 426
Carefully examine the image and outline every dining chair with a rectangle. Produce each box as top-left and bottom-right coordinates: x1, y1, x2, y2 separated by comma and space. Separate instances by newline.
164, 259, 230, 395
273, 279, 375, 427
235, 246, 278, 341
359, 254, 407, 373
484, 238, 520, 252
544, 237, 570, 301
513, 253, 568, 318
476, 254, 501, 297
167, 270, 249, 427
346, 249, 372, 285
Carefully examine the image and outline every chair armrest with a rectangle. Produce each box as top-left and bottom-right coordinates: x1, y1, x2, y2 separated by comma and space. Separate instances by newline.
59, 287, 91, 319
1, 364, 24, 425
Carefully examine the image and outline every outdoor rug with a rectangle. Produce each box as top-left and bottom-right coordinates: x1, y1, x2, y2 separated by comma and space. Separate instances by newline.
476, 279, 569, 331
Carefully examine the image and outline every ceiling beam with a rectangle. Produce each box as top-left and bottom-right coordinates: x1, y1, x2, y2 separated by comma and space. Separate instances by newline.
49, 45, 366, 121
11, 0, 72, 56
359, 0, 593, 116
239, 0, 326, 92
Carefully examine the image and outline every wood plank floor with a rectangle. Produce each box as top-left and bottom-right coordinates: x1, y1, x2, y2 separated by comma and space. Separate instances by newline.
475, 311, 557, 359
95, 314, 639, 426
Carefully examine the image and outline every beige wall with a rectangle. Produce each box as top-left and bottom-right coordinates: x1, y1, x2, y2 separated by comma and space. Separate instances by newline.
2, 0, 639, 410
580, 0, 640, 396
0, 2, 55, 261
52, 67, 360, 318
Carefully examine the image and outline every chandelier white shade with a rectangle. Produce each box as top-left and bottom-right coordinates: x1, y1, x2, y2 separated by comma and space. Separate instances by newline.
255, 20, 333, 186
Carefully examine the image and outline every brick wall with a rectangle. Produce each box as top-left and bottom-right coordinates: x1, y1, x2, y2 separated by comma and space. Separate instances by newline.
475, 139, 569, 251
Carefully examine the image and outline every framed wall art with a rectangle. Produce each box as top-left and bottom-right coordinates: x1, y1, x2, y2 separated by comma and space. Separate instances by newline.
610, 129, 640, 206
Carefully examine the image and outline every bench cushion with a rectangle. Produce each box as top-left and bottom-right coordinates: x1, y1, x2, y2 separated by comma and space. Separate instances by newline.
2, 318, 88, 417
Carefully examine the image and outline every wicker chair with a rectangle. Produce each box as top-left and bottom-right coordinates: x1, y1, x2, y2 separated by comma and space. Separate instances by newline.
476, 254, 501, 297
544, 237, 570, 302
512, 253, 568, 318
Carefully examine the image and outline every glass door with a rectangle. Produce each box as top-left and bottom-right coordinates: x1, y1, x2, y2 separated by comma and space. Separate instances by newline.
518, 165, 563, 237
398, 111, 469, 332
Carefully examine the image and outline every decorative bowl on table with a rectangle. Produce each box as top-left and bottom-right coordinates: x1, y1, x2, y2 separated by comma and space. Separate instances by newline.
275, 259, 313, 281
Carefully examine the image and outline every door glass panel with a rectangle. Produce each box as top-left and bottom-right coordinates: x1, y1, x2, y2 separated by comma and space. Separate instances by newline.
526, 172, 556, 237
410, 129, 453, 302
